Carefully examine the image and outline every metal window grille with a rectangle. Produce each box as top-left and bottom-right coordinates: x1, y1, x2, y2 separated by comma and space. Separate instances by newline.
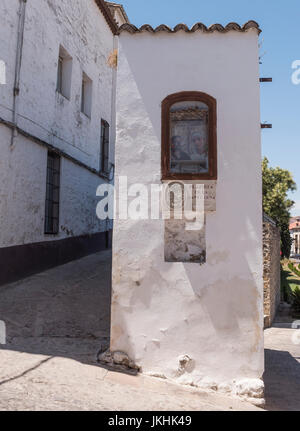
100, 119, 110, 173
44, 152, 60, 234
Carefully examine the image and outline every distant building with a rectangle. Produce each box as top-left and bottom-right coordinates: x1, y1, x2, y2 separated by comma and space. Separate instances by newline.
290, 217, 300, 255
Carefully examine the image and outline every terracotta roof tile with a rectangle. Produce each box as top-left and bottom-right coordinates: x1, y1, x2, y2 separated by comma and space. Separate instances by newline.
118, 20, 261, 35
94, 0, 119, 34
290, 222, 300, 230
106, 2, 130, 24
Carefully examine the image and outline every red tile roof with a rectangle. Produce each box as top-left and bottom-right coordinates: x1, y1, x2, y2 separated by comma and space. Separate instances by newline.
118, 20, 261, 35
290, 221, 300, 230
93, 3, 261, 38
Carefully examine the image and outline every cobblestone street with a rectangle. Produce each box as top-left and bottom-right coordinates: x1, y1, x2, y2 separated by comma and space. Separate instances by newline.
0, 252, 298, 411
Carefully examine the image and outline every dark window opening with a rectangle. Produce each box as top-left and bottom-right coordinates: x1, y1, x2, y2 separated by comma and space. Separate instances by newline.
56, 45, 72, 100
81, 72, 92, 118
100, 119, 110, 174
44, 152, 60, 235
81, 78, 85, 113
57, 56, 63, 94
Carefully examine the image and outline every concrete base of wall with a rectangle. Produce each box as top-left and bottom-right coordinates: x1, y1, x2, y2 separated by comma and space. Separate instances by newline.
0, 230, 112, 286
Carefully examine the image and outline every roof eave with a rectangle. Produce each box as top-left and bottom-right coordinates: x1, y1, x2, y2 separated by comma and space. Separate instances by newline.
94, 0, 119, 35
118, 20, 262, 35
106, 2, 130, 24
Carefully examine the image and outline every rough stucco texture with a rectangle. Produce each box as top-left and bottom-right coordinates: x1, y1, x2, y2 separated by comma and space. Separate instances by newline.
111, 30, 264, 401
0, 126, 109, 247
263, 221, 281, 328
0, 0, 115, 247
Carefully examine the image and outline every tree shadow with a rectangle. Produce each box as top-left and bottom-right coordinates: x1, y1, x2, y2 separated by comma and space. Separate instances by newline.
264, 348, 300, 411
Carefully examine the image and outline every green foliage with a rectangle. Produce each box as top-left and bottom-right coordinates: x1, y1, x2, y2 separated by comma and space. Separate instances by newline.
283, 284, 293, 304
281, 228, 293, 258
291, 287, 300, 312
262, 157, 297, 258
281, 266, 290, 302
281, 262, 300, 305
288, 262, 300, 278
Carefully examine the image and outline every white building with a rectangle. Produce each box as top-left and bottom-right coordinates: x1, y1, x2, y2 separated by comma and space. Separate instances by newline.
106, 21, 265, 405
1, 1, 266, 405
0, 0, 127, 284
290, 217, 300, 255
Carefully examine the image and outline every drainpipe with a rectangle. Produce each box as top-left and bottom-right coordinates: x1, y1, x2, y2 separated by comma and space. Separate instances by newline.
109, 34, 118, 182
105, 35, 118, 238
11, 0, 27, 146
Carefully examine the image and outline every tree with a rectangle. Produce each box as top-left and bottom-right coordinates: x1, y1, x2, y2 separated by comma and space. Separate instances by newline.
262, 157, 297, 258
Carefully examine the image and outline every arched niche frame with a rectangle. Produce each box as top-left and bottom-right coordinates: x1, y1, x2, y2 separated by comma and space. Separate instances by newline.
161, 91, 217, 181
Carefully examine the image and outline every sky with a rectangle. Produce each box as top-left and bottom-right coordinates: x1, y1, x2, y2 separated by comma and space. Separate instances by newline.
119, 0, 300, 216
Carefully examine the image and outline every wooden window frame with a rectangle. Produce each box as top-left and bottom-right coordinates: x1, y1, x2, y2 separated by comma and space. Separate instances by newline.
161, 91, 217, 181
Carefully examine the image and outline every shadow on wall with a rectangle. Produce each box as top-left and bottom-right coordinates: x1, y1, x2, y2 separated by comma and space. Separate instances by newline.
184, 270, 261, 337
264, 349, 300, 411
0, 231, 112, 287
181, 256, 263, 379
113, 42, 264, 376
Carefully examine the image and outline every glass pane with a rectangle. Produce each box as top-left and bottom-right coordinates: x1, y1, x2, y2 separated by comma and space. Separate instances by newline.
170, 101, 209, 174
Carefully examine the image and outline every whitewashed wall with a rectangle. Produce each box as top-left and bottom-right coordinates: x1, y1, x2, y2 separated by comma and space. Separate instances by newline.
0, 0, 116, 247
0, 126, 109, 247
111, 30, 264, 404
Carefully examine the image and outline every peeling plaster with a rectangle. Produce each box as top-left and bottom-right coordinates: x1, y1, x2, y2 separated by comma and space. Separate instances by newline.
112, 26, 264, 403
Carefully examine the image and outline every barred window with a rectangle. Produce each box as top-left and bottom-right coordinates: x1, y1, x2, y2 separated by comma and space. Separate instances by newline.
100, 119, 110, 174
44, 152, 60, 235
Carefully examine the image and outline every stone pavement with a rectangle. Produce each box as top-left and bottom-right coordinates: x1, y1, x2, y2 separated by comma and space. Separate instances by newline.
0, 251, 263, 411
0, 251, 298, 411
0, 250, 112, 344
264, 325, 300, 411
0, 342, 261, 411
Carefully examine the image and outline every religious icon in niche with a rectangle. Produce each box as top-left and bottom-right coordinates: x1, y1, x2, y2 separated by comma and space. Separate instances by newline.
161, 92, 217, 181
170, 101, 209, 174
